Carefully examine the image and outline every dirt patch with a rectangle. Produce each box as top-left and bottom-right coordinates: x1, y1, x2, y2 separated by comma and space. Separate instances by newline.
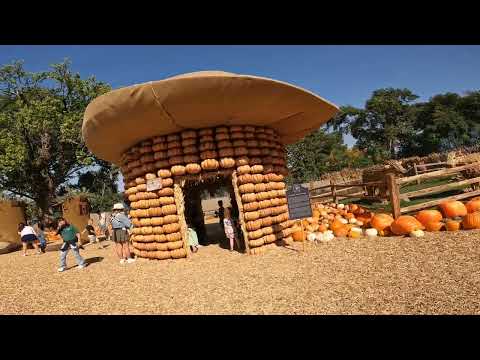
1, 231, 479, 314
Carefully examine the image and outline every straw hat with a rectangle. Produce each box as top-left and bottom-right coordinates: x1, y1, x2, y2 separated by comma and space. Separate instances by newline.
113, 203, 124, 210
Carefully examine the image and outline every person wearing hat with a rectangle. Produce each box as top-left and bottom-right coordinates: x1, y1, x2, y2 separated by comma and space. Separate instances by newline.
109, 203, 135, 264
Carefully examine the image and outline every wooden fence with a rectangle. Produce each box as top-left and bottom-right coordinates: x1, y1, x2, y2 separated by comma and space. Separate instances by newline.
309, 180, 384, 204
388, 161, 480, 218
412, 161, 448, 184
307, 161, 480, 218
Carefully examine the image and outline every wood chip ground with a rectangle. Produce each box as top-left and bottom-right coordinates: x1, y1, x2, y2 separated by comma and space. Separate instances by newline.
1, 231, 479, 314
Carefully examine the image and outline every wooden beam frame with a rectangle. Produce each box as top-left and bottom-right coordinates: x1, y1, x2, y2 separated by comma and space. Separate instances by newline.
400, 189, 480, 214
231, 171, 250, 255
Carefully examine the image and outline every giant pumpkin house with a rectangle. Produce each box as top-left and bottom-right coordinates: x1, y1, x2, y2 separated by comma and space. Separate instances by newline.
82, 71, 339, 259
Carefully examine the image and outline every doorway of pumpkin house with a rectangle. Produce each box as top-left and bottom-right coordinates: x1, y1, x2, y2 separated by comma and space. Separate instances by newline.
182, 175, 245, 252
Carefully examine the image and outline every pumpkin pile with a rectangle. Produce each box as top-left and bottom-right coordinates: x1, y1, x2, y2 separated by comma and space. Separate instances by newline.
291, 203, 380, 242
414, 199, 480, 232
120, 125, 291, 259
296, 198, 480, 242
45, 231, 62, 243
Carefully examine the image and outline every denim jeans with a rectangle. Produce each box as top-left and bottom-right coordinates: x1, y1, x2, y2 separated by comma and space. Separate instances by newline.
60, 243, 85, 268
38, 235, 46, 249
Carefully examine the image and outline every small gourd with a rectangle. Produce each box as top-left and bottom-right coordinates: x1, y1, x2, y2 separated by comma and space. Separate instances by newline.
409, 229, 425, 238
365, 228, 378, 238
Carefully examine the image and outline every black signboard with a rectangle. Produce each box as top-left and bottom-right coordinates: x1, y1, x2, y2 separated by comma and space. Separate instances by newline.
286, 184, 312, 220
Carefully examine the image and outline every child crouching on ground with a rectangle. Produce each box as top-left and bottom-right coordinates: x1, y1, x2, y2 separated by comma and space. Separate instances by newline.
56, 218, 86, 272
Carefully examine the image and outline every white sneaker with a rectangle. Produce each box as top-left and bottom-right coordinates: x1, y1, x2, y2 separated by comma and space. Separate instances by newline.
58, 267, 66, 272
127, 258, 136, 264
120, 259, 126, 264
78, 264, 87, 269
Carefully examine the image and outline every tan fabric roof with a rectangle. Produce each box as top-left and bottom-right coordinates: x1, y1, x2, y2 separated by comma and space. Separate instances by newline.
82, 71, 339, 165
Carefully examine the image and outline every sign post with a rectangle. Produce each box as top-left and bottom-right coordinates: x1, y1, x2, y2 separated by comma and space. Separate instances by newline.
286, 184, 313, 251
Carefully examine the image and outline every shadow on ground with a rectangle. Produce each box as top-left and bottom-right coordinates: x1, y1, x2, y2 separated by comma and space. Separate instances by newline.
85, 256, 104, 265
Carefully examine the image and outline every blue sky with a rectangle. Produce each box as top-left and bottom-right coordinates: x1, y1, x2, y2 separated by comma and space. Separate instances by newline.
1, 45, 479, 145
1, 45, 479, 190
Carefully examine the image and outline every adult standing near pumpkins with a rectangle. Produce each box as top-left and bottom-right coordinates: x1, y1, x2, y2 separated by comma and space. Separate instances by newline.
109, 203, 135, 264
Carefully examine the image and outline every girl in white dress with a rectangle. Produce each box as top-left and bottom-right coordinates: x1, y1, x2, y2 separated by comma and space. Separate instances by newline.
223, 207, 236, 252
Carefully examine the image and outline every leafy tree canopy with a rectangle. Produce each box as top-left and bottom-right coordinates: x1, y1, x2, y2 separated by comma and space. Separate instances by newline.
0, 60, 111, 218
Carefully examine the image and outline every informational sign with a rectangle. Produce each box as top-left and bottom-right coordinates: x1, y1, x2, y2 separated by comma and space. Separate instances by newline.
286, 184, 312, 220
146, 178, 162, 192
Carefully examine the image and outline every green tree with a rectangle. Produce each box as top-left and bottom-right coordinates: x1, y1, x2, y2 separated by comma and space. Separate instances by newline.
330, 88, 419, 162
73, 160, 123, 213
400, 91, 480, 156
286, 128, 372, 183
0, 60, 111, 218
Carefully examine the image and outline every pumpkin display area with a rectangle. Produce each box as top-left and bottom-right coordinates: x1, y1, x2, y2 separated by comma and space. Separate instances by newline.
297, 198, 480, 243
120, 125, 293, 260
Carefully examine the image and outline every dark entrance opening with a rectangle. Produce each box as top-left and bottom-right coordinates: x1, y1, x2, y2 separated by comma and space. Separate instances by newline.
182, 174, 245, 252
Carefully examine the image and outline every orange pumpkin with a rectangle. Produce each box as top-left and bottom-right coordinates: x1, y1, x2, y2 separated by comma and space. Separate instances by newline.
330, 219, 345, 232
424, 221, 444, 232
462, 212, 480, 230
371, 214, 394, 232
465, 199, 480, 213
345, 212, 355, 220
439, 200, 467, 218
391, 215, 425, 235
333, 225, 350, 237
378, 228, 391, 236
415, 210, 443, 226
318, 224, 328, 232
445, 219, 461, 231
292, 230, 306, 242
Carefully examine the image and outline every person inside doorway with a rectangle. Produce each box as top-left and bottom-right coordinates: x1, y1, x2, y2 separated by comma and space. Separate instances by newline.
109, 203, 135, 264
223, 207, 239, 252
215, 200, 225, 230
186, 222, 200, 253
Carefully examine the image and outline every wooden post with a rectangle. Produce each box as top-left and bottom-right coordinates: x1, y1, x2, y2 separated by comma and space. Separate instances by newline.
173, 182, 190, 258
330, 180, 337, 204
413, 163, 420, 185
386, 173, 401, 219
232, 171, 250, 255
300, 219, 306, 252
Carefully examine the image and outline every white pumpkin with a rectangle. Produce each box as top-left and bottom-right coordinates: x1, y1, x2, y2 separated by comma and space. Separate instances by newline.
337, 203, 345, 210
365, 228, 378, 238
356, 221, 364, 227
307, 232, 317, 242
348, 218, 357, 224
322, 232, 335, 242
339, 218, 348, 225
409, 229, 425, 238
314, 232, 323, 242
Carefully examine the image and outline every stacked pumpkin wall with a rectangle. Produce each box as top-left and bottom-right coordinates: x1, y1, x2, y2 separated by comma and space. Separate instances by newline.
120, 125, 294, 260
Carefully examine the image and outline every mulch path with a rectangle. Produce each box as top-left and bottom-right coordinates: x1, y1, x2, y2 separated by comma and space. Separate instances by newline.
1, 231, 479, 314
